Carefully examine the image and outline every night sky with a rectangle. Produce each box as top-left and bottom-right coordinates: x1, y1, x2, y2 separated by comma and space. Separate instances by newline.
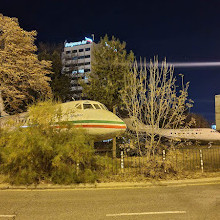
1, 0, 220, 123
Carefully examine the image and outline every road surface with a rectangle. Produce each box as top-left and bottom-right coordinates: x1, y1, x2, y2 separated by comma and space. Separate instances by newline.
0, 183, 219, 219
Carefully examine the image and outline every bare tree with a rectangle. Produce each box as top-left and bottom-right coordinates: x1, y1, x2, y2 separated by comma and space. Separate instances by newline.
121, 58, 193, 155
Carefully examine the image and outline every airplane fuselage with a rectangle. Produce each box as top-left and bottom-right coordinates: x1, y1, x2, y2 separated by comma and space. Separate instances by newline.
0, 100, 127, 142
158, 128, 220, 142
122, 118, 220, 142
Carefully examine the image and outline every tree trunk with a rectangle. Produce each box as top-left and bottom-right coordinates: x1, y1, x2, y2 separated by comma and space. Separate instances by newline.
0, 90, 8, 117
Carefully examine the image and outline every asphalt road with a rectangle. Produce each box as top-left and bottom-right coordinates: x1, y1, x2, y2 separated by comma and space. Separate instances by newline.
0, 184, 219, 220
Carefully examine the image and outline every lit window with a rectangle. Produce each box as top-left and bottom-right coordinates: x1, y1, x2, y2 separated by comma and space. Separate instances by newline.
78, 69, 84, 73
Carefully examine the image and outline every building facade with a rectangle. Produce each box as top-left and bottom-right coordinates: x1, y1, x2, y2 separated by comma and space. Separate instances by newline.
215, 95, 220, 131
62, 37, 94, 99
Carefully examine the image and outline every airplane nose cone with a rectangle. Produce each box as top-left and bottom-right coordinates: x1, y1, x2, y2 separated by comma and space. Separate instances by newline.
111, 117, 127, 136
110, 114, 127, 131
95, 113, 126, 141
116, 119, 127, 133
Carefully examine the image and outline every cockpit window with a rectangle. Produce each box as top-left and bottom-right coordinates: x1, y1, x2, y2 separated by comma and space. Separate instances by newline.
100, 104, 108, 110
99, 105, 105, 110
93, 104, 101, 109
83, 103, 94, 109
100, 105, 104, 109
75, 104, 82, 109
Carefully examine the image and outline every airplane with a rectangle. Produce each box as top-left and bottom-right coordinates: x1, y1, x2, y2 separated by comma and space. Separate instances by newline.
123, 118, 220, 142
0, 100, 127, 141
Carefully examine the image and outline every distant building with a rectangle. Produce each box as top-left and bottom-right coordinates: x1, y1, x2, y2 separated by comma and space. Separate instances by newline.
62, 37, 94, 99
215, 95, 220, 131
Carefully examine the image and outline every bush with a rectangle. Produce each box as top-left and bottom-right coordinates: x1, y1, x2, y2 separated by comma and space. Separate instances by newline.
0, 101, 100, 185
138, 151, 182, 179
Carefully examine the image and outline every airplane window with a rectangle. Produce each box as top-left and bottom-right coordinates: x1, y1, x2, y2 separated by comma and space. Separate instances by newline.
98, 105, 104, 110
75, 104, 82, 109
83, 104, 94, 109
93, 104, 101, 109
101, 104, 108, 110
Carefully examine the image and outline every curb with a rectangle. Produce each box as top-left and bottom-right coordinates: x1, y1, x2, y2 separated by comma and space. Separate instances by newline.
0, 177, 220, 190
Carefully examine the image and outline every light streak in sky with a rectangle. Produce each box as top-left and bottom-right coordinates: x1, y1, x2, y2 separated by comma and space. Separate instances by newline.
167, 62, 220, 67
147, 62, 220, 68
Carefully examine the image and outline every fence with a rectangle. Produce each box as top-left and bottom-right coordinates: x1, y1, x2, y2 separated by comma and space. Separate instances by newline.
95, 146, 220, 175
176, 147, 220, 172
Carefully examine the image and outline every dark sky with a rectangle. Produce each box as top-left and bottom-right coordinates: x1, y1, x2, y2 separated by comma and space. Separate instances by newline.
1, 0, 220, 122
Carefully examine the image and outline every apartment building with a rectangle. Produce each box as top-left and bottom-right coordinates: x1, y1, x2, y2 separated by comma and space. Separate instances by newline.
62, 37, 94, 99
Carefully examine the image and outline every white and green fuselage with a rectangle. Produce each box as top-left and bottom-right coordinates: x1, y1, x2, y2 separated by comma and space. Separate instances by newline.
0, 100, 126, 141
58, 100, 126, 141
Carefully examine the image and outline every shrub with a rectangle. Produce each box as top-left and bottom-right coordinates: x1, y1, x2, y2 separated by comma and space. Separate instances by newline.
0, 101, 100, 185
